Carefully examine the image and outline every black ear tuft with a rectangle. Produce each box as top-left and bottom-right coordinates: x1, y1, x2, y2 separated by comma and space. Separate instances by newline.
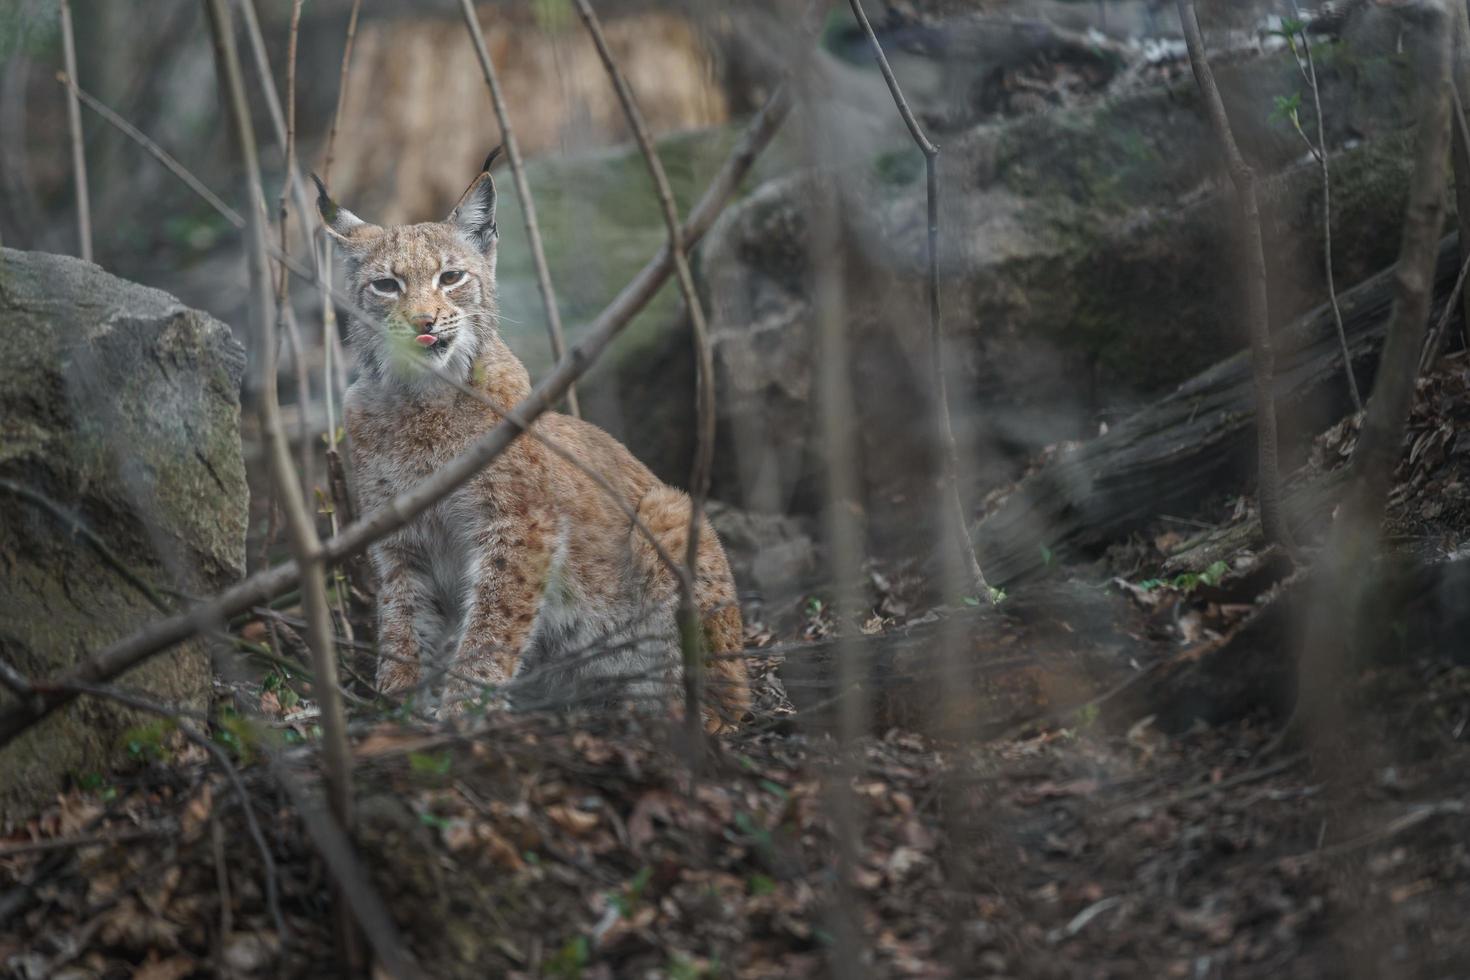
310, 173, 336, 220
481, 146, 504, 174
311, 173, 380, 247
447, 168, 498, 254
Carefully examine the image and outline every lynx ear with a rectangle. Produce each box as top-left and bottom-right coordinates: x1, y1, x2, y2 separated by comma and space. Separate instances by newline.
447, 149, 500, 253
311, 173, 382, 250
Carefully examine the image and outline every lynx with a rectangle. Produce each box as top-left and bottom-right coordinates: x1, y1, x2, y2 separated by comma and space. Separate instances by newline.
314, 157, 749, 729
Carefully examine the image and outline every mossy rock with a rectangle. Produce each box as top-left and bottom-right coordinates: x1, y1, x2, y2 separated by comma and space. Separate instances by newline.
0, 248, 248, 826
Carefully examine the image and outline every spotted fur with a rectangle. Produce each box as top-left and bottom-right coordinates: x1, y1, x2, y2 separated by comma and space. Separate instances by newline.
315, 163, 750, 729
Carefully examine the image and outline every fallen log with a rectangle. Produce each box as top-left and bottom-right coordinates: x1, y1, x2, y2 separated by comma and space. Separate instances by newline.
975, 236, 1464, 585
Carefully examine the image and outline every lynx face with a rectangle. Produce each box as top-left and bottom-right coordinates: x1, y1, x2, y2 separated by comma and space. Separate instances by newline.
313, 164, 499, 389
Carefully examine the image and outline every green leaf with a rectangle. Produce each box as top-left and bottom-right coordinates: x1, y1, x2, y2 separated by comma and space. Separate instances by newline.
759, 779, 789, 801
409, 750, 453, 776
748, 873, 777, 896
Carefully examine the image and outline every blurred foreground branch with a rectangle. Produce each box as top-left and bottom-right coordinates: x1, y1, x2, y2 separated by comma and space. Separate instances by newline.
202, 0, 353, 835
1297, 2, 1452, 766
573, 0, 716, 745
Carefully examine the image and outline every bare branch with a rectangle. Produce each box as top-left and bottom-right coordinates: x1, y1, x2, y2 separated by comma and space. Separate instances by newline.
320, 0, 364, 465
1285, 2, 1362, 411
1422, 73, 1470, 371
202, 0, 353, 833
572, 0, 714, 746
56, 77, 242, 225
460, 0, 579, 417
846, 0, 989, 596
58, 0, 90, 262
235, 0, 317, 249
0, 87, 791, 750
1175, 0, 1296, 555
321, 0, 363, 188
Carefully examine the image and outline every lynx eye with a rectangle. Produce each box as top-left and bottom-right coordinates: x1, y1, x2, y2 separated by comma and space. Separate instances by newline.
439, 270, 465, 287
369, 278, 400, 296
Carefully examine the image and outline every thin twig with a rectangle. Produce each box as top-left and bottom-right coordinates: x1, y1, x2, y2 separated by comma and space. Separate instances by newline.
321, 0, 363, 188
1306, 801, 1468, 861
0, 87, 791, 749
0, 826, 174, 859
235, 0, 318, 253
1296, 3, 1452, 778
277, 0, 314, 489
1176, 0, 1296, 556
846, 0, 989, 596
58, 0, 90, 262
572, 0, 712, 747
319, 0, 364, 629
56, 77, 242, 225
202, 0, 353, 838
1422, 80, 1470, 372
1445, 3, 1470, 357
459, 0, 579, 417
1286, 2, 1362, 410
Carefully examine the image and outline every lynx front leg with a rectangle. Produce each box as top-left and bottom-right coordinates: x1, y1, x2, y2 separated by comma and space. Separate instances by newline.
440, 520, 552, 711
371, 541, 431, 695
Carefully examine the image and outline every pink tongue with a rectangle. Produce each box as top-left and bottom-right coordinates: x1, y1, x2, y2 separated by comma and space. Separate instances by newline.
414, 333, 438, 347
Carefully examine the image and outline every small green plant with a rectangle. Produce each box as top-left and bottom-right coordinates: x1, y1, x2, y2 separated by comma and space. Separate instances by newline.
121, 719, 175, 762
610, 866, 652, 918
542, 936, 590, 979
1075, 703, 1100, 730
748, 873, 777, 896
76, 772, 118, 801
1135, 560, 1229, 594
418, 811, 451, 831
804, 596, 824, 618
408, 750, 453, 778
873, 147, 924, 186
667, 954, 717, 980
1269, 91, 1303, 128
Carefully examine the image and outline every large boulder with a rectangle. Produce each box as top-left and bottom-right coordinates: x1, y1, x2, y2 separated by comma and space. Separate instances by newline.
0, 249, 247, 826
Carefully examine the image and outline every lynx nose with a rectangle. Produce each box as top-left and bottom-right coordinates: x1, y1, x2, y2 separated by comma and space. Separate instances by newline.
408, 312, 436, 330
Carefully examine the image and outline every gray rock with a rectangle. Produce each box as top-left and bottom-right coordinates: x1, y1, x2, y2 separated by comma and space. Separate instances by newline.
620, 29, 1426, 542
0, 248, 247, 826
706, 501, 818, 600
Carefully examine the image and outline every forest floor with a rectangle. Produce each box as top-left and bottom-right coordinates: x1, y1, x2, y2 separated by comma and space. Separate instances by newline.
4, 355, 1470, 979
